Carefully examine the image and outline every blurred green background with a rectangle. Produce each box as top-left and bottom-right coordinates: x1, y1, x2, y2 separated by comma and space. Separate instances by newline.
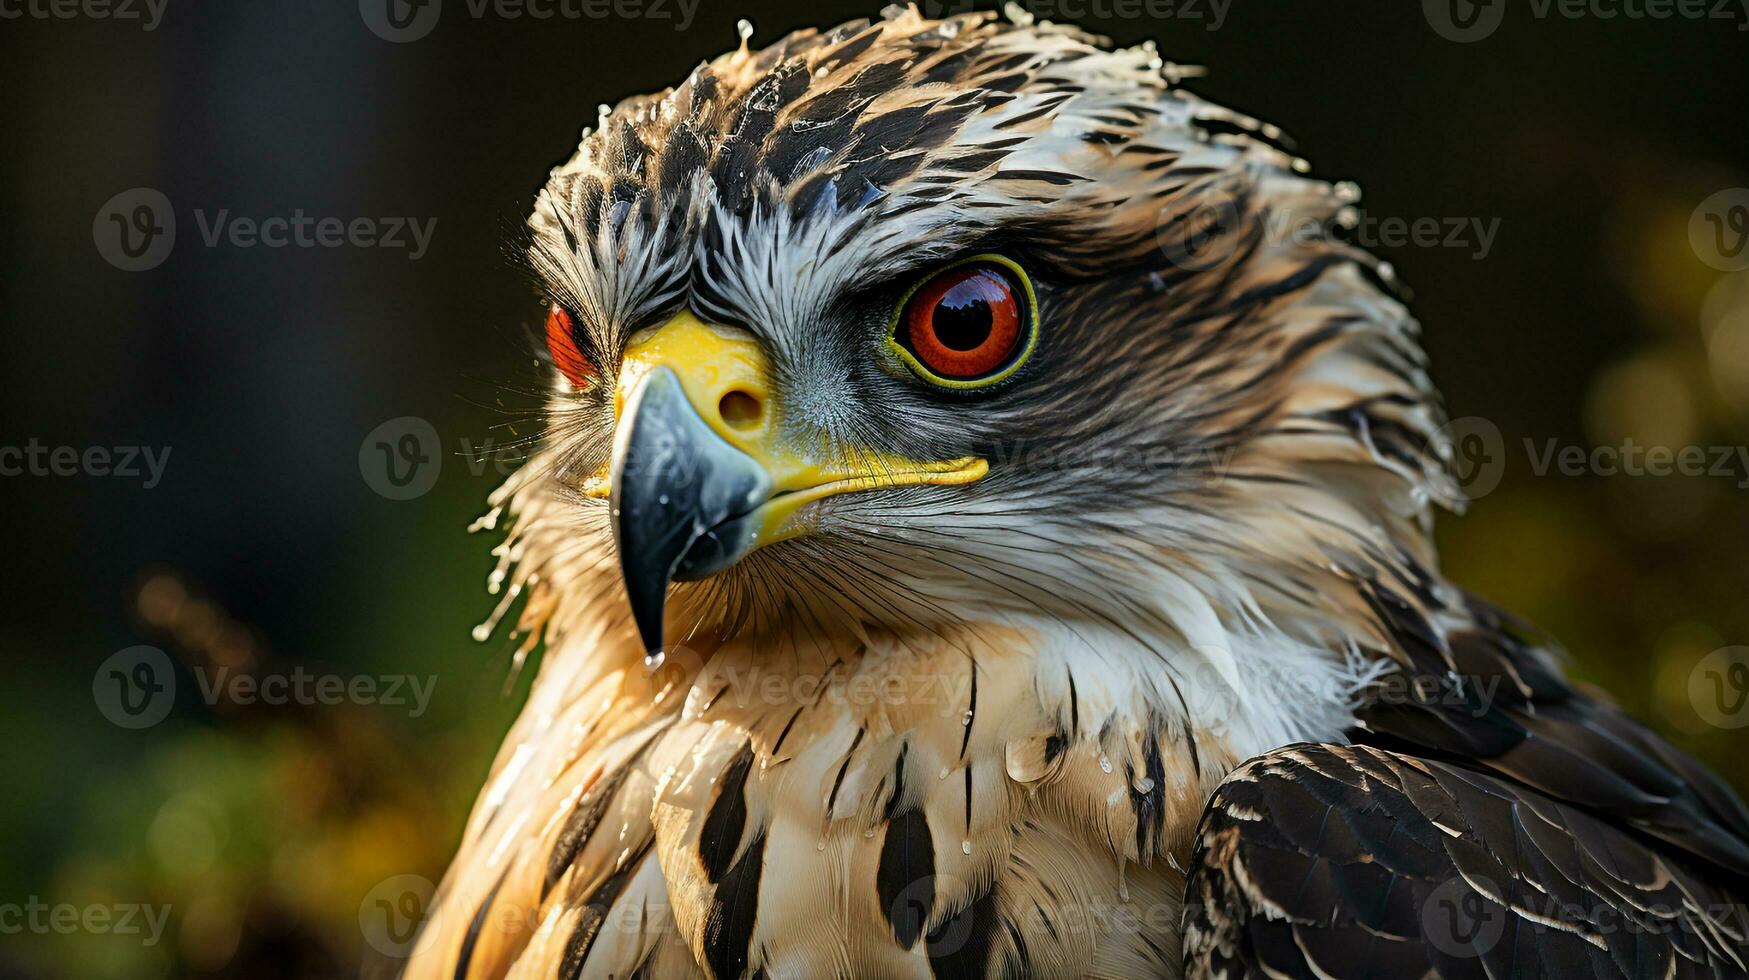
2, 1, 1747, 976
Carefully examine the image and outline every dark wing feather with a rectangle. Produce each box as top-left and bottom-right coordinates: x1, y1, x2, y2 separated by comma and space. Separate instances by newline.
1183, 744, 1749, 980
1184, 582, 1749, 978
1352, 586, 1749, 876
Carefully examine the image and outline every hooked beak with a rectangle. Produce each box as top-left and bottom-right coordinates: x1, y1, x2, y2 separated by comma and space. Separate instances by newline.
600, 312, 987, 656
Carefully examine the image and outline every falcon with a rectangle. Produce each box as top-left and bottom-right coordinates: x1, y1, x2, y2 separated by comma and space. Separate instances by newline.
404, 9, 1749, 978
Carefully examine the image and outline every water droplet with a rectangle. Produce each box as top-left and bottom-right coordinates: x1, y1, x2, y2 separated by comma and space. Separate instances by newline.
863, 829, 876, 839
736, 18, 754, 40
938, 767, 951, 780
961, 709, 973, 726
816, 840, 826, 851
1098, 754, 1113, 774
1132, 776, 1156, 794
644, 650, 666, 671
471, 624, 491, 642
961, 840, 972, 855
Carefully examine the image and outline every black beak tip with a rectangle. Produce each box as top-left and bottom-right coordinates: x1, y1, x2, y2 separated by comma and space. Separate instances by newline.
608, 366, 771, 661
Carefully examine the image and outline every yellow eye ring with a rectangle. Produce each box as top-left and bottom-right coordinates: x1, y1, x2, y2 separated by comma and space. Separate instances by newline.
886, 254, 1039, 390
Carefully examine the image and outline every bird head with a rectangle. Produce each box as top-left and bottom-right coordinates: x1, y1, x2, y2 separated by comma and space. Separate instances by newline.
493, 9, 1461, 667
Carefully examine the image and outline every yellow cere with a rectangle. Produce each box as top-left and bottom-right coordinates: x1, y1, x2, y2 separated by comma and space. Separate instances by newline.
587, 310, 988, 547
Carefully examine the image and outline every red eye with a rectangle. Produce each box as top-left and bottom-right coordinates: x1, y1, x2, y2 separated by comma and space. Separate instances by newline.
545, 303, 596, 389
895, 262, 1032, 384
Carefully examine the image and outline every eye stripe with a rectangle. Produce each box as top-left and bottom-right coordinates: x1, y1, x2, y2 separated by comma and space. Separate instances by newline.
887, 255, 1038, 391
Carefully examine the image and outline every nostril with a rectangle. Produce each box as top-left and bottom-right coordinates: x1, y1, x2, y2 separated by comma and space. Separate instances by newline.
718, 390, 763, 431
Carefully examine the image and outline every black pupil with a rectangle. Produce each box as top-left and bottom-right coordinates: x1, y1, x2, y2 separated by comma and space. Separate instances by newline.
933, 278, 997, 351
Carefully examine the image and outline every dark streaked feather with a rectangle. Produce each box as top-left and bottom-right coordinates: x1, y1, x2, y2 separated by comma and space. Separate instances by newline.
1184, 744, 1749, 979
